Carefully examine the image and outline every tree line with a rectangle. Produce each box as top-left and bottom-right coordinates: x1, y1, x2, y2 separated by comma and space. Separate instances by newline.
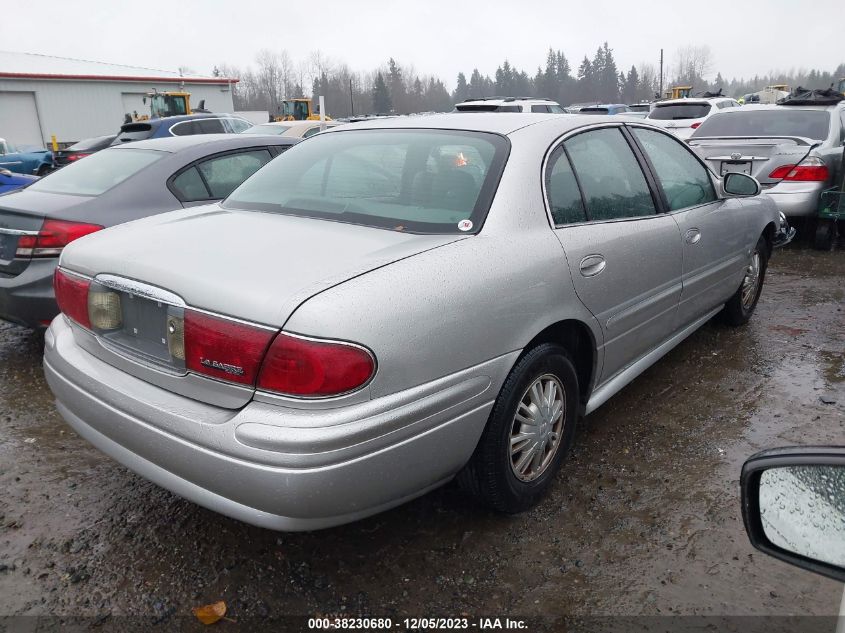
215, 46, 845, 117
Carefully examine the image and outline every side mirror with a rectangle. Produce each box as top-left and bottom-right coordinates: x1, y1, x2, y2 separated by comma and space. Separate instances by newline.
723, 172, 761, 197
741, 447, 845, 583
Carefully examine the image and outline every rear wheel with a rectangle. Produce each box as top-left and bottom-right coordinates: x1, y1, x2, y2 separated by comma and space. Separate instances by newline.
458, 343, 579, 513
36, 165, 51, 177
722, 235, 768, 326
814, 219, 835, 251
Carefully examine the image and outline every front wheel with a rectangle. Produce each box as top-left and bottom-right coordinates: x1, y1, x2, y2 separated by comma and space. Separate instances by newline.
722, 235, 768, 326
457, 343, 579, 513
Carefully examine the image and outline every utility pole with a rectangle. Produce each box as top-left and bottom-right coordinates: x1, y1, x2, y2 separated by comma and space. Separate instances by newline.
349, 78, 354, 117
659, 49, 664, 99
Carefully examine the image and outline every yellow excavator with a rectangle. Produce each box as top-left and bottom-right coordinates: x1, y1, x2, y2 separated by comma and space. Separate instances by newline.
127, 91, 209, 122
273, 98, 330, 122
837, 78, 845, 96
664, 86, 693, 99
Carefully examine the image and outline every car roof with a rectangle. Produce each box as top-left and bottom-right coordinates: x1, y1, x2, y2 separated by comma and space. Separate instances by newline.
331, 112, 662, 136
255, 120, 342, 129
710, 104, 839, 113
655, 98, 734, 105
109, 133, 298, 153
459, 97, 560, 105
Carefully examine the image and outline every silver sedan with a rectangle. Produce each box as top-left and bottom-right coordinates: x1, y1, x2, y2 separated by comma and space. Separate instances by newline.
44, 114, 782, 530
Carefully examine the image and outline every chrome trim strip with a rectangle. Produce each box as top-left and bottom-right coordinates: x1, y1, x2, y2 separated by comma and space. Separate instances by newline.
94, 274, 186, 307
0, 227, 38, 236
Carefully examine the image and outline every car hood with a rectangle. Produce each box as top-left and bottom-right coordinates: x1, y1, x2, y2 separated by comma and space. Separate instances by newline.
688, 136, 819, 184
60, 204, 465, 327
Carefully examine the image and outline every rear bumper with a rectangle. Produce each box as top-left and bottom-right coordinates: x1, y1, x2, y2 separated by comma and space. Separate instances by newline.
763, 181, 825, 218
43, 317, 509, 531
0, 259, 59, 328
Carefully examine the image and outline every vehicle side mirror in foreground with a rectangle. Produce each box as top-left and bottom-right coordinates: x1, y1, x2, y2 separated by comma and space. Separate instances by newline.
723, 172, 761, 197
741, 447, 845, 583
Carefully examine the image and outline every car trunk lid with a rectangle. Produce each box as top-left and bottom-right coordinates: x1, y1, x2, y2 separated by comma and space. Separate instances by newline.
688, 136, 817, 185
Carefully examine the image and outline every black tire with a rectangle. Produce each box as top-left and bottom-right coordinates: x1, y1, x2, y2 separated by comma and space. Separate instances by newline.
814, 219, 835, 251
722, 235, 768, 326
458, 343, 579, 513
36, 165, 51, 177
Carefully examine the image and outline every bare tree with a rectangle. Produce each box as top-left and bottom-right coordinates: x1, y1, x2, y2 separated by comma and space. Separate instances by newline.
672, 45, 713, 88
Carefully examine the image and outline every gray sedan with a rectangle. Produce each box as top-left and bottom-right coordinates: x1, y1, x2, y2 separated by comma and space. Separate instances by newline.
44, 114, 781, 530
0, 134, 297, 328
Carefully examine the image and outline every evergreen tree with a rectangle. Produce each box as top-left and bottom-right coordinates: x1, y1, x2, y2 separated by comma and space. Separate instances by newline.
453, 72, 469, 103
372, 72, 392, 113
387, 58, 406, 113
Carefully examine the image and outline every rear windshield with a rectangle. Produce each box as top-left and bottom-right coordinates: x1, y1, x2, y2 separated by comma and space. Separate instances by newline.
692, 109, 831, 140
27, 148, 163, 196
455, 104, 521, 112
68, 135, 113, 151
628, 104, 650, 112
578, 107, 609, 114
648, 103, 712, 120
113, 123, 154, 144
242, 124, 291, 135
223, 129, 509, 234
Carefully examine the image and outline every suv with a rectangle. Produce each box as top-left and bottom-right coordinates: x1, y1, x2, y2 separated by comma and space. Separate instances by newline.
454, 97, 566, 113
647, 96, 741, 139
111, 113, 251, 145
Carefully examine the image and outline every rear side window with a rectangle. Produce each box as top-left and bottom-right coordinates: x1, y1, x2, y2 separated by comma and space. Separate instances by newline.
197, 149, 272, 198
632, 128, 717, 211
170, 121, 197, 136
27, 148, 162, 196
545, 147, 586, 225
197, 119, 226, 134
564, 128, 656, 221
648, 103, 712, 120
171, 167, 209, 201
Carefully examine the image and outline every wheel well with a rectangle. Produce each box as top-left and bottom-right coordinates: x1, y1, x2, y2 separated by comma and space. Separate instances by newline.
523, 320, 596, 406
763, 222, 776, 257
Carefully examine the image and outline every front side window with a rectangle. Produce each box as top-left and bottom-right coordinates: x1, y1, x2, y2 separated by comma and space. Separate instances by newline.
197, 150, 273, 199
224, 129, 509, 234
531, 105, 550, 113
545, 147, 586, 225
27, 148, 162, 196
548, 104, 566, 114
563, 128, 656, 221
632, 127, 717, 211
224, 118, 252, 133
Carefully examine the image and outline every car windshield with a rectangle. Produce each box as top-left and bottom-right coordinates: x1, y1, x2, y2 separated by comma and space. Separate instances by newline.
692, 109, 831, 140
243, 124, 291, 135
648, 103, 712, 120
27, 148, 163, 196
223, 129, 509, 234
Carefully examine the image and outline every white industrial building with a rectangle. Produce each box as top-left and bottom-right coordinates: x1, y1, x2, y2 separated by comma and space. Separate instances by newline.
0, 51, 238, 147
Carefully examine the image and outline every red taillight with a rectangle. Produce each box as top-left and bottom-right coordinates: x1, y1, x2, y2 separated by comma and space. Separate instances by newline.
768, 157, 830, 182
257, 333, 376, 397
53, 268, 91, 329
690, 122, 701, 129
66, 154, 85, 162
16, 219, 103, 258
183, 311, 275, 386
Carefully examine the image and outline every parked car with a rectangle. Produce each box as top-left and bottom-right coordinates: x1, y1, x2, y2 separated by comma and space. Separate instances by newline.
688, 101, 845, 227
741, 447, 845, 613
647, 96, 742, 139
454, 97, 567, 113
44, 114, 783, 531
575, 104, 631, 115
54, 135, 116, 168
0, 134, 297, 329
0, 139, 53, 176
628, 104, 651, 113
241, 120, 345, 139
0, 168, 38, 195
111, 114, 252, 145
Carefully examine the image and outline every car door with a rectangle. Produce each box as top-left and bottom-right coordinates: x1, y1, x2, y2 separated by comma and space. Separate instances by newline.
548, 126, 683, 384
629, 126, 748, 327
168, 148, 274, 207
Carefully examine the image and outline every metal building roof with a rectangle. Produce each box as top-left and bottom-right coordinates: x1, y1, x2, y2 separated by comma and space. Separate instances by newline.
0, 51, 237, 84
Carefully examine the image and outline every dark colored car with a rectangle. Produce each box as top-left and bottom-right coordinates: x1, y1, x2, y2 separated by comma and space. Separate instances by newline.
0, 168, 38, 195
54, 135, 116, 168
111, 114, 252, 145
0, 134, 297, 329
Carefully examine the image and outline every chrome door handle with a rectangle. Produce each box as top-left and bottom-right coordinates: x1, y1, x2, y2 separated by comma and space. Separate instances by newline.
685, 228, 701, 245
579, 254, 606, 277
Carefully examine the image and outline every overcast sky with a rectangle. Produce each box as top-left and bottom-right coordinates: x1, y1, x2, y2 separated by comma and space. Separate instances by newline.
5, 0, 843, 88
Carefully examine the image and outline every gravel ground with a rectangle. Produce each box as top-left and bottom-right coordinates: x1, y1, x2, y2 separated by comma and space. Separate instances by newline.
0, 244, 843, 631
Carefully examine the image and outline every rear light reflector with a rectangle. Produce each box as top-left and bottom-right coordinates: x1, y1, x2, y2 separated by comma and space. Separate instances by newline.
17, 219, 103, 258
183, 311, 275, 385
54, 269, 91, 329
768, 157, 829, 182
257, 333, 376, 397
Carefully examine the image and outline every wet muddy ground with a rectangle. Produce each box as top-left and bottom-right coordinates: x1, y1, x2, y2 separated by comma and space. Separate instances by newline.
1, 245, 843, 628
